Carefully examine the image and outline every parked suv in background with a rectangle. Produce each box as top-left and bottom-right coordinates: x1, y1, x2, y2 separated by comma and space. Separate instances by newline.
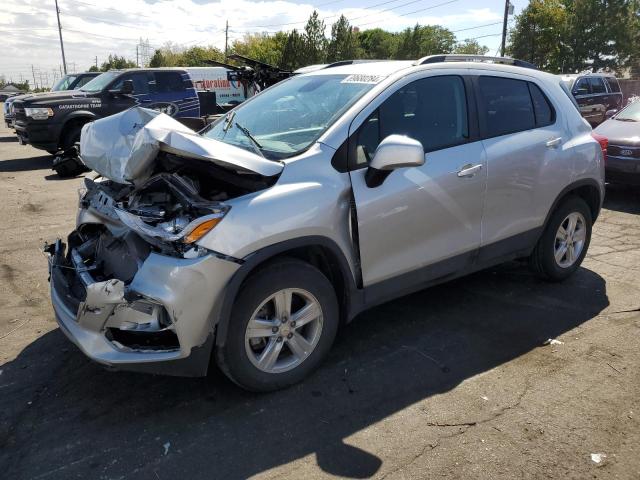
47, 55, 605, 392
4, 72, 99, 129
560, 72, 623, 126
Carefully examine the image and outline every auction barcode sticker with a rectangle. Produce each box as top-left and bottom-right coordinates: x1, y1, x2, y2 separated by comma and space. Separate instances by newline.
341, 74, 385, 84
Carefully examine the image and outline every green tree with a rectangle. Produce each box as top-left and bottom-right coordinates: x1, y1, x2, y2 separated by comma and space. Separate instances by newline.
88, 65, 100, 72
149, 49, 168, 67
303, 10, 327, 64
231, 32, 288, 66
180, 46, 225, 66
327, 15, 360, 62
358, 28, 397, 59
281, 29, 307, 70
565, 0, 639, 72
99, 54, 137, 71
510, 0, 640, 73
454, 39, 489, 55
394, 24, 456, 59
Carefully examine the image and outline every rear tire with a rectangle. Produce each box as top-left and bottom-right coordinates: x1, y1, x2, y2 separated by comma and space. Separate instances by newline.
217, 259, 339, 392
529, 196, 592, 281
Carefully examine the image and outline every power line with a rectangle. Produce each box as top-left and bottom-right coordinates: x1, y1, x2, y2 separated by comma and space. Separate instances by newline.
241, 0, 431, 28
64, 0, 155, 20
357, 0, 458, 27
451, 21, 502, 33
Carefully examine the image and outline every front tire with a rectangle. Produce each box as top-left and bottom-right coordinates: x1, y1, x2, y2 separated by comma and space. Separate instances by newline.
529, 196, 592, 281
217, 259, 339, 392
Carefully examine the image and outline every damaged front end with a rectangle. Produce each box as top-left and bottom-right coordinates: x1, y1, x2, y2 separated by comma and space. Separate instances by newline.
45, 108, 282, 375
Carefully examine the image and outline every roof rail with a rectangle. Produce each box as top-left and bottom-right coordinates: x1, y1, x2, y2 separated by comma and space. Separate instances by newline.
324, 59, 384, 69
415, 54, 538, 70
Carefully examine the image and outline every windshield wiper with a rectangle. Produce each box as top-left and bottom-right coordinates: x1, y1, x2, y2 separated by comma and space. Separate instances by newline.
222, 110, 236, 132
615, 117, 637, 122
234, 122, 264, 157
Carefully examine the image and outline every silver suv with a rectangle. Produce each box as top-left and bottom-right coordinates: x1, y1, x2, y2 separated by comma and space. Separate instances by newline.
46, 55, 605, 391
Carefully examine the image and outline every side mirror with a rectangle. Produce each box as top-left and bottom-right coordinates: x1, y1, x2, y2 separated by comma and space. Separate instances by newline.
110, 79, 133, 95
365, 135, 425, 188
605, 109, 617, 119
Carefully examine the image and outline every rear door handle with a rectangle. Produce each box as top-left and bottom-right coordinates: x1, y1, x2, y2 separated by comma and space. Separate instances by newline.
546, 137, 562, 148
456, 163, 483, 177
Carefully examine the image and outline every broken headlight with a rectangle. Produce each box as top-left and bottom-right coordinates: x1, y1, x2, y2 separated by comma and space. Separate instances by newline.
114, 207, 229, 245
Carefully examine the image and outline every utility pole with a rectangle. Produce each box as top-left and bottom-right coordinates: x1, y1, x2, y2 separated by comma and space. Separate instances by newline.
136, 44, 140, 67
31, 65, 37, 90
95, 56, 98, 69
224, 20, 229, 61
500, 0, 509, 56
55, 0, 68, 74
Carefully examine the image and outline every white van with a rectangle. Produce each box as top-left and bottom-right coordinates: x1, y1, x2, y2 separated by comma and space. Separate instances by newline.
185, 67, 249, 104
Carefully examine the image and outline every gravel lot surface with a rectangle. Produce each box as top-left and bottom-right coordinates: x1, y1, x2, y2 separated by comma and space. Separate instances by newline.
0, 109, 639, 479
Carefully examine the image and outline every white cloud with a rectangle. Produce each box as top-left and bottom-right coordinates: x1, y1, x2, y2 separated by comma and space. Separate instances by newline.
1, 0, 503, 86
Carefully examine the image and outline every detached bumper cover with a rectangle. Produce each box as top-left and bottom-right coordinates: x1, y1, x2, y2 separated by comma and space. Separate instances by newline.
46, 239, 240, 376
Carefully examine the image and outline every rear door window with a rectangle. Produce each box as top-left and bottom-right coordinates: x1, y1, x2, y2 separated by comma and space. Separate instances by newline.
477, 76, 535, 138
573, 78, 591, 95
589, 77, 607, 94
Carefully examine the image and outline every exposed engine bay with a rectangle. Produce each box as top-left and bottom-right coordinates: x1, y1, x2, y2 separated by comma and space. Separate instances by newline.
76, 151, 275, 278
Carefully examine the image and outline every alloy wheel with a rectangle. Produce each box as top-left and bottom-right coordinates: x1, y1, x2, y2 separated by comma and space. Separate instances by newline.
244, 288, 324, 374
554, 212, 587, 268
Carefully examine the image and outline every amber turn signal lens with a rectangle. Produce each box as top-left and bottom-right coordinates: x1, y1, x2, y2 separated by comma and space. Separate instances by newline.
183, 218, 223, 244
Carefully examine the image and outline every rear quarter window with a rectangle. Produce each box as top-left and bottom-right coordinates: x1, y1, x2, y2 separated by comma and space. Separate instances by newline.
528, 83, 555, 126
605, 77, 621, 93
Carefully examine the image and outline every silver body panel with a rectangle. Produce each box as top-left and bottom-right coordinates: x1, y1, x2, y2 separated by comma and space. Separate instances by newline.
47, 60, 605, 376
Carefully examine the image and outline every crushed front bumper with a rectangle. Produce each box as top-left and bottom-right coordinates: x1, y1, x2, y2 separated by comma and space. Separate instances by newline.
46, 239, 240, 376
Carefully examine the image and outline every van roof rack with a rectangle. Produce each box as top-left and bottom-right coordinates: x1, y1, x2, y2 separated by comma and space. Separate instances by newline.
415, 54, 538, 70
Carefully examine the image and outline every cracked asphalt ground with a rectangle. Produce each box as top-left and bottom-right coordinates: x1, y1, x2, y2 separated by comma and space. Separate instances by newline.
0, 108, 639, 480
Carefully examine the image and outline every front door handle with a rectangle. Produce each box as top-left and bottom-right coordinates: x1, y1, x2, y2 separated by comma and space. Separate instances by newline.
546, 137, 562, 148
456, 163, 483, 178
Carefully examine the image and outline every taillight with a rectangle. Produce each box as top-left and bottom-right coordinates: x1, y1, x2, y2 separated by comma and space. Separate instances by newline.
591, 132, 608, 164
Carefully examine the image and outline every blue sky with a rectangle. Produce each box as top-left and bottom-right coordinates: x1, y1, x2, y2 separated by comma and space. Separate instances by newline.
2, 0, 527, 86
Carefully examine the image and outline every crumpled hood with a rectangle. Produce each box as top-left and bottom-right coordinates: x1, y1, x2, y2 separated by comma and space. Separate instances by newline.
80, 107, 283, 185
594, 118, 640, 145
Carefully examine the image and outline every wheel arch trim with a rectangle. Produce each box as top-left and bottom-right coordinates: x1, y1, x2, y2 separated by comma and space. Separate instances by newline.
213, 236, 362, 351
542, 178, 603, 233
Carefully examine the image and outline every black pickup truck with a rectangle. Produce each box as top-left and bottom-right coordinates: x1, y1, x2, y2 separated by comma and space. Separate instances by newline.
13, 69, 201, 156
4, 72, 99, 129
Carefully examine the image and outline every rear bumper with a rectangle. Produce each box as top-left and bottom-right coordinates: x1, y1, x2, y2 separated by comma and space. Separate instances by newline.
46, 239, 240, 376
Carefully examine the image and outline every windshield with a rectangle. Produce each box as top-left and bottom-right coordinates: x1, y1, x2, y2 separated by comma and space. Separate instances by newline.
203, 74, 378, 160
80, 71, 120, 92
615, 100, 640, 122
52, 75, 77, 91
